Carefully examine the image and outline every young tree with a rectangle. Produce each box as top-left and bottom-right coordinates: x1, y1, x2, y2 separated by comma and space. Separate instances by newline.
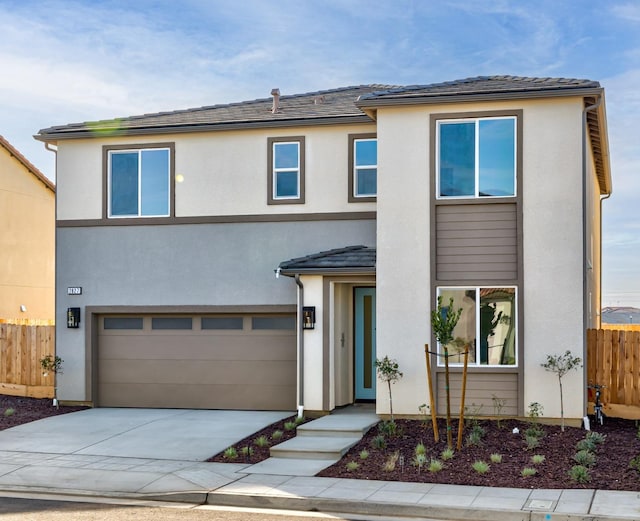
431, 296, 462, 448
375, 356, 403, 421
541, 350, 582, 432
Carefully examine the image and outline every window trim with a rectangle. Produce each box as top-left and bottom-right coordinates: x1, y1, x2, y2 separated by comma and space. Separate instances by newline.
348, 133, 377, 203
435, 286, 518, 368
434, 112, 520, 201
103, 143, 175, 220
267, 136, 305, 205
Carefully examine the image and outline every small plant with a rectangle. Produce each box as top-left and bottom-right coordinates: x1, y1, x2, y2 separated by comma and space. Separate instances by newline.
576, 438, 597, 453
441, 447, 455, 461
346, 461, 360, 472
223, 447, 238, 460
472, 460, 490, 474
428, 458, 443, 473
253, 435, 269, 448
525, 435, 540, 450
371, 434, 387, 450
586, 431, 606, 445
629, 455, 640, 473
375, 355, 403, 421
413, 453, 428, 472
521, 467, 537, 477
466, 429, 484, 447
359, 449, 369, 460
378, 419, 400, 438
528, 402, 544, 422
382, 451, 399, 472
524, 425, 544, 440
573, 449, 596, 467
492, 394, 507, 428
418, 403, 431, 427
531, 454, 546, 465
568, 464, 591, 483
294, 415, 306, 425
40, 354, 64, 408
415, 442, 427, 456
490, 453, 503, 464
284, 421, 297, 431
541, 350, 582, 432
3, 408, 15, 417
240, 446, 254, 458
271, 430, 283, 440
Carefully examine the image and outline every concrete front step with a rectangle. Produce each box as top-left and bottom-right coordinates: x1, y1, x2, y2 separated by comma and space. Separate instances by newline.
270, 435, 361, 460
297, 414, 379, 438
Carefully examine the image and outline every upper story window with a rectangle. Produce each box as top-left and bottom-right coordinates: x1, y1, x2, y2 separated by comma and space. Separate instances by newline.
348, 133, 377, 202
107, 144, 173, 218
437, 116, 516, 199
268, 136, 305, 205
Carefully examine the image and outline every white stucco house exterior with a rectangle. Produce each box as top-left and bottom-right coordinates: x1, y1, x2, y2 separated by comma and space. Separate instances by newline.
36, 76, 611, 422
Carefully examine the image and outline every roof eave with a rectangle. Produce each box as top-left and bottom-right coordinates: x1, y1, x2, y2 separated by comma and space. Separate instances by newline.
355, 87, 605, 109
279, 267, 375, 276
35, 114, 374, 142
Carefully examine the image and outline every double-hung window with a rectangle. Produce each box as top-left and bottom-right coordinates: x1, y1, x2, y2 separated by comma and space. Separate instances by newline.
268, 136, 305, 204
348, 134, 377, 201
436, 287, 517, 366
107, 144, 172, 218
437, 116, 516, 198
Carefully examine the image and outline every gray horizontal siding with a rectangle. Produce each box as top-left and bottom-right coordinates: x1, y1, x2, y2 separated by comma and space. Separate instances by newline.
436, 372, 518, 416
436, 203, 517, 282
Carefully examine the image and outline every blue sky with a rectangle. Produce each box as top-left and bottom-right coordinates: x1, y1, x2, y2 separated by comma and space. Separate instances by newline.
1, 0, 639, 307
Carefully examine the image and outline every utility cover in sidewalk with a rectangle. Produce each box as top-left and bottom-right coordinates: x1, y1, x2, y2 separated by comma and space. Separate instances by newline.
524, 499, 555, 511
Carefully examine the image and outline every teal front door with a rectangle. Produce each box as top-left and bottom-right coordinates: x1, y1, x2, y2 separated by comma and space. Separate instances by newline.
355, 287, 376, 400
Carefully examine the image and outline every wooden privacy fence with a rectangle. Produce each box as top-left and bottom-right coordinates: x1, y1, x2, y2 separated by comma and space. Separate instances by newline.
587, 328, 640, 419
0, 320, 55, 399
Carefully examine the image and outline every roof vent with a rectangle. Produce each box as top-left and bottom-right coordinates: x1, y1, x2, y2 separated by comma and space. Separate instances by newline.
271, 88, 280, 114
313, 95, 325, 105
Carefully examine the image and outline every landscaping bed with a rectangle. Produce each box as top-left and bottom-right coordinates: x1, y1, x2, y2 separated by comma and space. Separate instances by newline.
0, 394, 88, 431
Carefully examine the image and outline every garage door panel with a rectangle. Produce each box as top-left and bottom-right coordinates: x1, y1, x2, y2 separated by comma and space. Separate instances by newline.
99, 383, 296, 410
99, 359, 296, 385
97, 313, 296, 410
99, 334, 295, 361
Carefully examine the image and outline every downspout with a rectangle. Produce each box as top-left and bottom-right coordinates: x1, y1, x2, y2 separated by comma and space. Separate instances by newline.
293, 274, 305, 418
599, 191, 612, 329
582, 96, 602, 415
44, 142, 58, 406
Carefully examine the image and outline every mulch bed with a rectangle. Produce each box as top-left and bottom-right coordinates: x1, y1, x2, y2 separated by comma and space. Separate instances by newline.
0, 395, 89, 431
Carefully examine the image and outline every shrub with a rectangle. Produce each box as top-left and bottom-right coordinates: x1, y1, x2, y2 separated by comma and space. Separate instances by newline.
253, 435, 269, 448
428, 459, 443, 473
271, 430, 283, 440
3, 408, 15, 417
346, 461, 359, 472
284, 421, 297, 431
524, 425, 544, 440
382, 451, 399, 472
576, 438, 597, 453
472, 460, 490, 474
371, 434, 387, 450
378, 419, 400, 438
240, 446, 254, 458
413, 453, 428, 472
629, 455, 640, 473
415, 442, 427, 456
586, 431, 606, 445
490, 453, 503, 464
525, 435, 540, 450
223, 447, 238, 460
441, 448, 455, 461
359, 449, 369, 460
573, 450, 596, 467
528, 401, 544, 422
531, 454, 546, 465
294, 415, 306, 425
521, 467, 537, 477
569, 465, 591, 483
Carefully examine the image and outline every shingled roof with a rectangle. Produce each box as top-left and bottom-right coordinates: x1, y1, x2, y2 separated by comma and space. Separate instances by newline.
36, 85, 395, 141
279, 245, 375, 274
356, 75, 601, 106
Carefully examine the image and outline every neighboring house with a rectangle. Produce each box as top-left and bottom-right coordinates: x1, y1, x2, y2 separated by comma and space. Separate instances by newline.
0, 136, 55, 320
36, 76, 611, 422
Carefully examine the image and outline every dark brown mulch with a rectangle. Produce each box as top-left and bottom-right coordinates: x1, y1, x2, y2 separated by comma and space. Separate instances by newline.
317, 417, 640, 491
207, 415, 312, 464
0, 394, 89, 431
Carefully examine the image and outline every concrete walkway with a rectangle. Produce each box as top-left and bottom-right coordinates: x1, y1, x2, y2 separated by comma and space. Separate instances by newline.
0, 408, 639, 520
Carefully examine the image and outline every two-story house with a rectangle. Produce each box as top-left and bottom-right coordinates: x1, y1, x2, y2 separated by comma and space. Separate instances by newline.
36, 76, 611, 423
0, 136, 55, 321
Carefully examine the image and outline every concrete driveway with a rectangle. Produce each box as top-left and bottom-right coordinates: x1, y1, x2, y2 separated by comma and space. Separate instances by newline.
0, 408, 291, 461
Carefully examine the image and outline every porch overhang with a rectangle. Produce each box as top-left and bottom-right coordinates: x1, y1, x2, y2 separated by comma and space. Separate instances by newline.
277, 245, 376, 276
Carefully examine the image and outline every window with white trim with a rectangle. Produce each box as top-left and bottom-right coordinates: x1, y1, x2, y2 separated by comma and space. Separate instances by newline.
437, 116, 516, 198
268, 136, 305, 204
108, 147, 170, 217
436, 287, 517, 366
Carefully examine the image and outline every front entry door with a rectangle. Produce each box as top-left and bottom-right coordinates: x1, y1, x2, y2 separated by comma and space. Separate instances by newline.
355, 287, 376, 400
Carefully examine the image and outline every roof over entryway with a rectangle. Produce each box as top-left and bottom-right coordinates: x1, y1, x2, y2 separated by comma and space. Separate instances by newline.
278, 245, 376, 275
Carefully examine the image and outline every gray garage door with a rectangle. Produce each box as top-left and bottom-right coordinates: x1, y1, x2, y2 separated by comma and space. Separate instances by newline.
97, 314, 296, 410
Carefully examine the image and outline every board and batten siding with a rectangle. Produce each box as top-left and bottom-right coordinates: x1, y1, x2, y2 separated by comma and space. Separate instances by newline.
436, 372, 519, 416
435, 203, 517, 282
